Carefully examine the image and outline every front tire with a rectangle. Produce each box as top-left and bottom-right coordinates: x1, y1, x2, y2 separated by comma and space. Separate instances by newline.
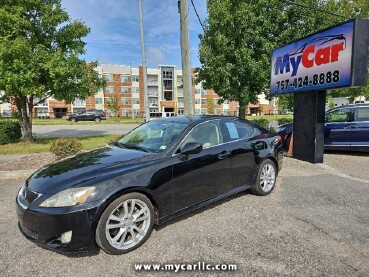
251, 159, 277, 196
96, 193, 154, 255
94, 117, 101, 122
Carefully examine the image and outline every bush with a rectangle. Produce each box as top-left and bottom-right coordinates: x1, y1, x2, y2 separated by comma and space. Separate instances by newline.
0, 120, 22, 144
277, 117, 294, 126
50, 137, 83, 159
251, 118, 275, 132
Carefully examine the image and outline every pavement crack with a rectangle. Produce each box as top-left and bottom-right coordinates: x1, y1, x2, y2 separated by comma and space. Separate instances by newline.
291, 214, 369, 260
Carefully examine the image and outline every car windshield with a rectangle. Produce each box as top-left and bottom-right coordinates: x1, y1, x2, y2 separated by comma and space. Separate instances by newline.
118, 120, 189, 153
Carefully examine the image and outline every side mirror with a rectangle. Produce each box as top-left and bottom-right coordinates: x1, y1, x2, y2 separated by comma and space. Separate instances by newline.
180, 142, 202, 156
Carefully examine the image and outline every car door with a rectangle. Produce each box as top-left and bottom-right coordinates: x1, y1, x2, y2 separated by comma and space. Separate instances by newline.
351, 106, 369, 151
221, 119, 258, 189
324, 108, 354, 148
171, 120, 232, 211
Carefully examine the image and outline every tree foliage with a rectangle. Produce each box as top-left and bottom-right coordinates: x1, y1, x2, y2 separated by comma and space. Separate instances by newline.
0, 0, 105, 141
105, 95, 120, 119
197, 0, 369, 117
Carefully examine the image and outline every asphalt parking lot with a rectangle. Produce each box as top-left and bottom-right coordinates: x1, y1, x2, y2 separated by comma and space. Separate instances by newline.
0, 154, 368, 276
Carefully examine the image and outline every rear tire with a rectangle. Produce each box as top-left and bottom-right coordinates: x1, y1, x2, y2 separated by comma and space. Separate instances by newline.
70, 117, 77, 122
96, 192, 154, 255
250, 159, 277, 196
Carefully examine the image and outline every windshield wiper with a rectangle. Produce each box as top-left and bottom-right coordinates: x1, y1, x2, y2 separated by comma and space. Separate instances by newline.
123, 144, 150, 153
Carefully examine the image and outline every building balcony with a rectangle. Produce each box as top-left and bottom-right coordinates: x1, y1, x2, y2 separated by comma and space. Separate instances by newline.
147, 80, 158, 86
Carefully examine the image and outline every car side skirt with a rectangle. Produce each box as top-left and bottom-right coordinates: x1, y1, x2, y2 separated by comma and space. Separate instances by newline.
158, 183, 253, 225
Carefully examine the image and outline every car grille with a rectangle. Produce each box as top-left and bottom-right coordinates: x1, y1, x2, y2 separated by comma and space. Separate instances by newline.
17, 185, 42, 209
19, 223, 39, 240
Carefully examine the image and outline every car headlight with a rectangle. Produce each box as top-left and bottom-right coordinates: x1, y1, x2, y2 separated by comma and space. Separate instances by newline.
39, 187, 95, 207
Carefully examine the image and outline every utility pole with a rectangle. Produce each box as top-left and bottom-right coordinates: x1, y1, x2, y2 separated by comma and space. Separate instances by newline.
179, 0, 193, 115
138, 0, 150, 121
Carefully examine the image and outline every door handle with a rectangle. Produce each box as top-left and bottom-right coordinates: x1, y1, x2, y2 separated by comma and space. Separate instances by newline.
218, 151, 229, 160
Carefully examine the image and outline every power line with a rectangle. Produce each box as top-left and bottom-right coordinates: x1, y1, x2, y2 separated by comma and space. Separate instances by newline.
190, 0, 205, 32
281, 0, 349, 20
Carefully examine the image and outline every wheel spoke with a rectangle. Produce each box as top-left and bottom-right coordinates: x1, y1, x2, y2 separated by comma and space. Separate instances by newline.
133, 207, 147, 219
130, 229, 138, 242
135, 213, 150, 222
118, 229, 128, 247
132, 226, 145, 236
107, 223, 124, 229
123, 201, 129, 217
112, 228, 125, 244
109, 214, 123, 222
128, 199, 136, 216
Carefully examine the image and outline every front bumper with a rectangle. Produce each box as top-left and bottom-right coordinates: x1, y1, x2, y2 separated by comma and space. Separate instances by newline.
16, 193, 100, 253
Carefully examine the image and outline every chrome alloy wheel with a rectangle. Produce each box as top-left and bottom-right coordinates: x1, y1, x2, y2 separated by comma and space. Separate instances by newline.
260, 164, 276, 192
105, 199, 151, 250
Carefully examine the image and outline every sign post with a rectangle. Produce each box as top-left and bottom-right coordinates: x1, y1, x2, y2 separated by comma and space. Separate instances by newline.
270, 19, 369, 163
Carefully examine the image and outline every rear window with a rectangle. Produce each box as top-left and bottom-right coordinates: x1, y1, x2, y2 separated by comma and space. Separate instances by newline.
224, 120, 255, 141
356, 107, 369, 121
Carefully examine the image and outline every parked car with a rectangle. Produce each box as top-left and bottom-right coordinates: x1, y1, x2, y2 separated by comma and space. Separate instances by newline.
16, 116, 283, 255
277, 103, 369, 152
66, 109, 106, 122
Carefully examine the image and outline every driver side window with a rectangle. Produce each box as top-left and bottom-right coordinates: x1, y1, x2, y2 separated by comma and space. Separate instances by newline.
181, 121, 223, 149
325, 109, 351, 123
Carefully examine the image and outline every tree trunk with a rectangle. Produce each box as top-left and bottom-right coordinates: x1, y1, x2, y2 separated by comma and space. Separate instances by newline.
238, 105, 246, 119
14, 95, 34, 143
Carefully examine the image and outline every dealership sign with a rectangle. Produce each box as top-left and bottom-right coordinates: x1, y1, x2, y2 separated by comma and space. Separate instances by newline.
270, 19, 369, 95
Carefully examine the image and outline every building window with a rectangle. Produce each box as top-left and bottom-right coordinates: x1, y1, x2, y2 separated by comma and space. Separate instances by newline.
201, 89, 207, 95
120, 75, 129, 82
98, 74, 103, 79
195, 99, 201, 104
132, 98, 140, 105
104, 74, 113, 82
73, 98, 85, 106
223, 99, 229, 104
163, 71, 173, 79
95, 98, 103, 105
149, 99, 158, 106
121, 109, 130, 117
121, 86, 129, 93
132, 75, 139, 82
121, 97, 130, 105
195, 89, 201, 94
195, 109, 201, 114
132, 87, 140, 93
223, 109, 229, 115
106, 86, 114, 93
133, 109, 140, 116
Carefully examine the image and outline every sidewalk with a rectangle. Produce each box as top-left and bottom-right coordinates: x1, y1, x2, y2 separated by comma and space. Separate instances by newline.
0, 153, 56, 179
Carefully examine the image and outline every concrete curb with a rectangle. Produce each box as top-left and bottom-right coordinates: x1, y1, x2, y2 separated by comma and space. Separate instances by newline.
0, 170, 34, 179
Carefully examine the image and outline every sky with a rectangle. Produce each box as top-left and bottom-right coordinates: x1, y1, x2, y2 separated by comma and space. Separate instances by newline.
61, 0, 207, 69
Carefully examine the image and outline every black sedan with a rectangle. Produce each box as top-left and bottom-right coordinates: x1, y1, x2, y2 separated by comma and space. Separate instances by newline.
16, 116, 283, 255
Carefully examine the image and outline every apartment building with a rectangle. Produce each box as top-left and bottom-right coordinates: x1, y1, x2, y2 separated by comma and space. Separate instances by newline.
4, 64, 274, 118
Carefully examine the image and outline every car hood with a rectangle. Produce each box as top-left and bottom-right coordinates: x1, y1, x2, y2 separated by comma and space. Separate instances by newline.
26, 145, 155, 194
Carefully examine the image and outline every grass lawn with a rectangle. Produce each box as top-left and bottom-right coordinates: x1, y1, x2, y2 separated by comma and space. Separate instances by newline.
32, 117, 143, 125
0, 135, 118, 155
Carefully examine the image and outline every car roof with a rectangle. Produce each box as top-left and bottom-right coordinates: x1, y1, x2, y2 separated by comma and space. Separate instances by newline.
155, 115, 240, 124
327, 103, 369, 112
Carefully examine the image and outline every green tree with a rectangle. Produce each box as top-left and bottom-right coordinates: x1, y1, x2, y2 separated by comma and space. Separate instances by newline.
206, 96, 215, 115
0, 0, 105, 142
197, 0, 369, 118
105, 96, 120, 120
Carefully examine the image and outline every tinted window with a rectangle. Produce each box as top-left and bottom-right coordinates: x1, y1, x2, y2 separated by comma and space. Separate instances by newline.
118, 120, 189, 152
224, 120, 255, 141
356, 107, 369, 121
326, 108, 351, 122
181, 121, 222, 149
